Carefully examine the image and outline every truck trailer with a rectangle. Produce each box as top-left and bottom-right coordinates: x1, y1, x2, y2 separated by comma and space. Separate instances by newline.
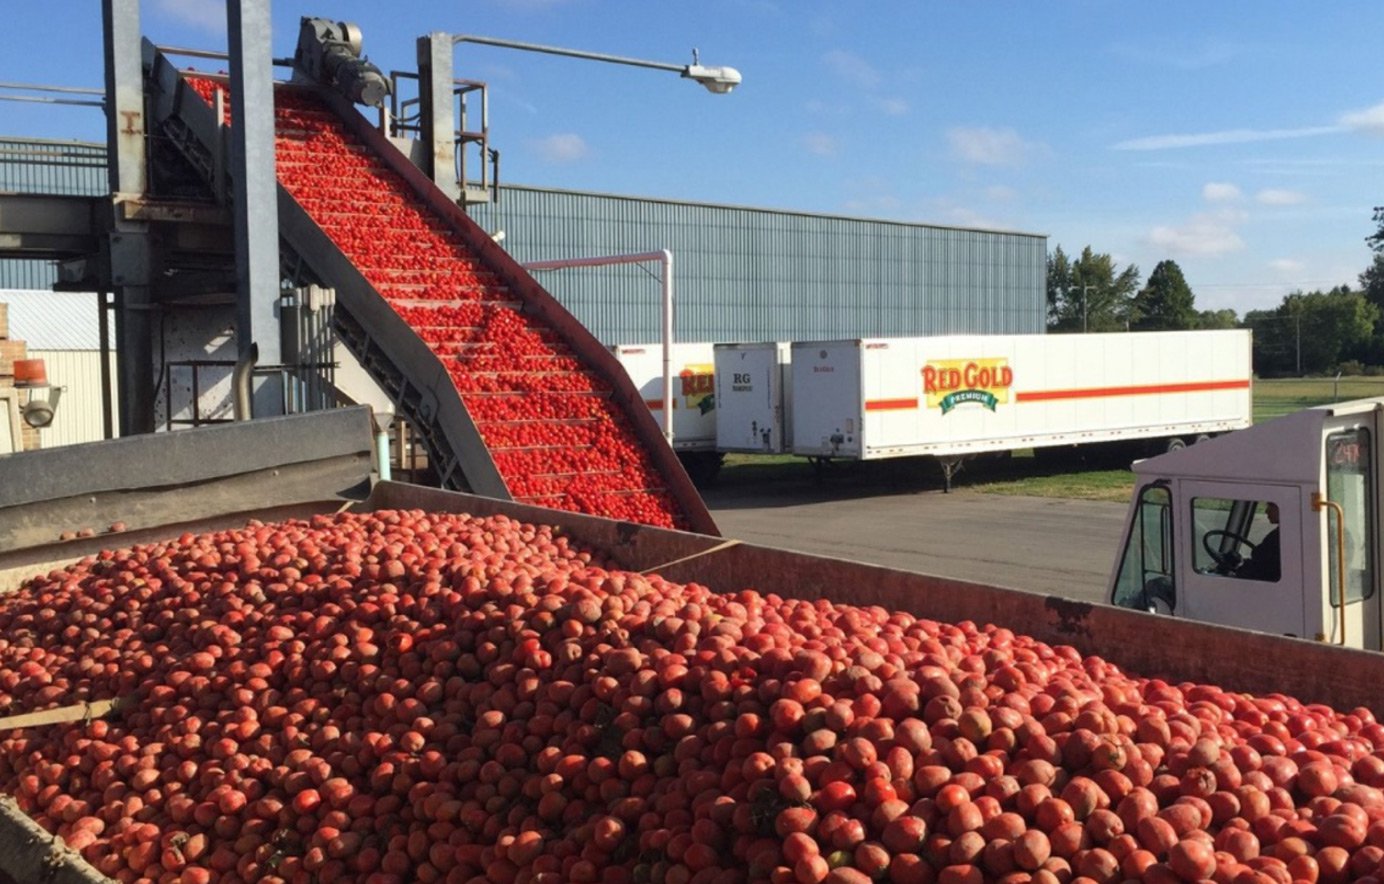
713, 341, 793, 454
609, 342, 723, 483
790, 330, 1252, 487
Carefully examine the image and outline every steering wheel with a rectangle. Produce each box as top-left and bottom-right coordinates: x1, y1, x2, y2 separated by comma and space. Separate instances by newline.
1139, 577, 1176, 614
1202, 529, 1254, 574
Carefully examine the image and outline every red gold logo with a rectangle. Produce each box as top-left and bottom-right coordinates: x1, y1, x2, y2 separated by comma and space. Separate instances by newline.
922, 359, 1013, 414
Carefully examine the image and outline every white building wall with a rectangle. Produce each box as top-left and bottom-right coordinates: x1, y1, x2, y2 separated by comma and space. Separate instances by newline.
29, 349, 117, 448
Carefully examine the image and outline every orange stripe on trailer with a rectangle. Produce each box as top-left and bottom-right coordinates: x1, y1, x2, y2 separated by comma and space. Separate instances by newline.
645, 399, 668, 410
864, 398, 919, 411
1016, 378, 1250, 403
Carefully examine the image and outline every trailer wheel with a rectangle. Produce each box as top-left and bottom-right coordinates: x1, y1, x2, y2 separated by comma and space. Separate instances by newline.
1164, 437, 1187, 454
1193, 434, 1211, 445
676, 452, 724, 487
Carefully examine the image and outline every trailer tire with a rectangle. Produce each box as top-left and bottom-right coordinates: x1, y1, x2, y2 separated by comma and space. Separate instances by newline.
676, 452, 724, 487
1194, 434, 1211, 444
1163, 437, 1187, 454
1034, 445, 1083, 468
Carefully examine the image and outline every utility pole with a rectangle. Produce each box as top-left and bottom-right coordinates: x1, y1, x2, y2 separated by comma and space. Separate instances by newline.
1295, 314, 1301, 376
1077, 285, 1095, 332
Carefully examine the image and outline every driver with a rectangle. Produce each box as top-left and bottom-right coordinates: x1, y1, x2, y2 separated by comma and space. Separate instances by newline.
1237, 503, 1280, 582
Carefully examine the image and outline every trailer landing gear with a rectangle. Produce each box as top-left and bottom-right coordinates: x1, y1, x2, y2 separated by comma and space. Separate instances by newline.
938, 456, 967, 493
807, 456, 840, 483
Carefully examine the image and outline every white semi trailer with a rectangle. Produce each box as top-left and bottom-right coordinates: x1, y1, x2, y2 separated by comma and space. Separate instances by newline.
789, 330, 1253, 487
713, 341, 793, 454
609, 343, 723, 482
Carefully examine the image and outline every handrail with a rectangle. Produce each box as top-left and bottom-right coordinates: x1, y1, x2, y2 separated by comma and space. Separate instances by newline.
1311, 492, 1348, 646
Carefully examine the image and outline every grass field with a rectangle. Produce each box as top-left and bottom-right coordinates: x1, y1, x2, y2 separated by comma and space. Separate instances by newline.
716, 377, 1384, 502
1252, 376, 1384, 422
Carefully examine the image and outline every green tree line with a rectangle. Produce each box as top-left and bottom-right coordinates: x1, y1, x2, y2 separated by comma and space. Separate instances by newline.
1047, 211, 1384, 376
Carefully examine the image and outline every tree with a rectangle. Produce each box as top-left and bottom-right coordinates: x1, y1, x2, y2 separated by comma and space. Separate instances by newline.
1196, 308, 1238, 329
1046, 245, 1140, 332
1243, 308, 1300, 376
1245, 287, 1378, 375
1046, 246, 1073, 328
1131, 260, 1197, 330
1363, 205, 1384, 313
1361, 253, 1384, 313
1367, 205, 1384, 253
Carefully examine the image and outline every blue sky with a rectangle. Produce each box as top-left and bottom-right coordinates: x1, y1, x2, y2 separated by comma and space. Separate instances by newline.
6, 1, 1384, 314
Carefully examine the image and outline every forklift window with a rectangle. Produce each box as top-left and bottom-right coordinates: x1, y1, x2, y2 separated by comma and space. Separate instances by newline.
1112, 484, 1174, 611
1325, 429, 1374, 605
1191, 497, 1280, 582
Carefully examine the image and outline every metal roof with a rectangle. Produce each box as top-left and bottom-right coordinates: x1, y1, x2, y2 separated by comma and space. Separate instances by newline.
1, 289, 103, 350
493, 183, 1050, 241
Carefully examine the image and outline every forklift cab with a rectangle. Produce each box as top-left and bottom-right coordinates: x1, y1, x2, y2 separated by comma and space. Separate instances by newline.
1108, 398, 1383, 650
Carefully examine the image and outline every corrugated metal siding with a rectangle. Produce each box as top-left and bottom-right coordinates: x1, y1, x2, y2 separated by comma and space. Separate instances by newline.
0, 260, 59, 290
28, 349, 117, 447
471, 186, 1046, 345
3, 290, 104, 350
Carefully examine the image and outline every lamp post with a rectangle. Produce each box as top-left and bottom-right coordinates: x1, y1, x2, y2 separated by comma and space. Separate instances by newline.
451, 35, 742, 94
416, 32, 741, 200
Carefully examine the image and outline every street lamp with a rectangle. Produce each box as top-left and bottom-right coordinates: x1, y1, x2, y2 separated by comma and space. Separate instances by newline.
450, 35, 742, 94
416, 32, 742, 201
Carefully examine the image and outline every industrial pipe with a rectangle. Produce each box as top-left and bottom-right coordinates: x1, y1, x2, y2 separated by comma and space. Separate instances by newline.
659, 249, 673, 444
521, 250, 675, 443
375, 424, 392, 481
232, 343, 257, 421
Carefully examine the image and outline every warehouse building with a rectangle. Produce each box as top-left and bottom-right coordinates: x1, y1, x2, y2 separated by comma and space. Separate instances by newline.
467, 186, 1045, 344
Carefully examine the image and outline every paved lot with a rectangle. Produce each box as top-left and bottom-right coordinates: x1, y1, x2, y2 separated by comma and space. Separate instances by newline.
703, 474, 1129, 605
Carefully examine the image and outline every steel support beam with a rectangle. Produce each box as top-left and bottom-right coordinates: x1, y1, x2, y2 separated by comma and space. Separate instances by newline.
417, 32, 459, 203
103, 0, 157, 435
227, 0, 283, 415
0, 194, 101, 257
103, 1, 146, 197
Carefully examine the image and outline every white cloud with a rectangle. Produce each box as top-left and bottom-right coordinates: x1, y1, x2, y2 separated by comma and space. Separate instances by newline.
1203, 182, 1242, 203
1113, 126, 1340, 151
1270, 258, 1305, 274
924, 197, 1005, 231
985, 185, 1018, 202
531, 134, 591, 164
802, 133, 839, 157
947, 127, 1036, 167
843, 194, 903, 215
822, 50, 881, 89
944, 206, 1004, 231
871, 97, 910, 117
1340, 102, 1384, 135
153, 0, 225, 33
1146, 211, 1246, 257
1257, 189, 1307, 206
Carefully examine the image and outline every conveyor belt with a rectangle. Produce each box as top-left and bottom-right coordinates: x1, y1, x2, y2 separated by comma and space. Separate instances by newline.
166, 70, 714, 534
